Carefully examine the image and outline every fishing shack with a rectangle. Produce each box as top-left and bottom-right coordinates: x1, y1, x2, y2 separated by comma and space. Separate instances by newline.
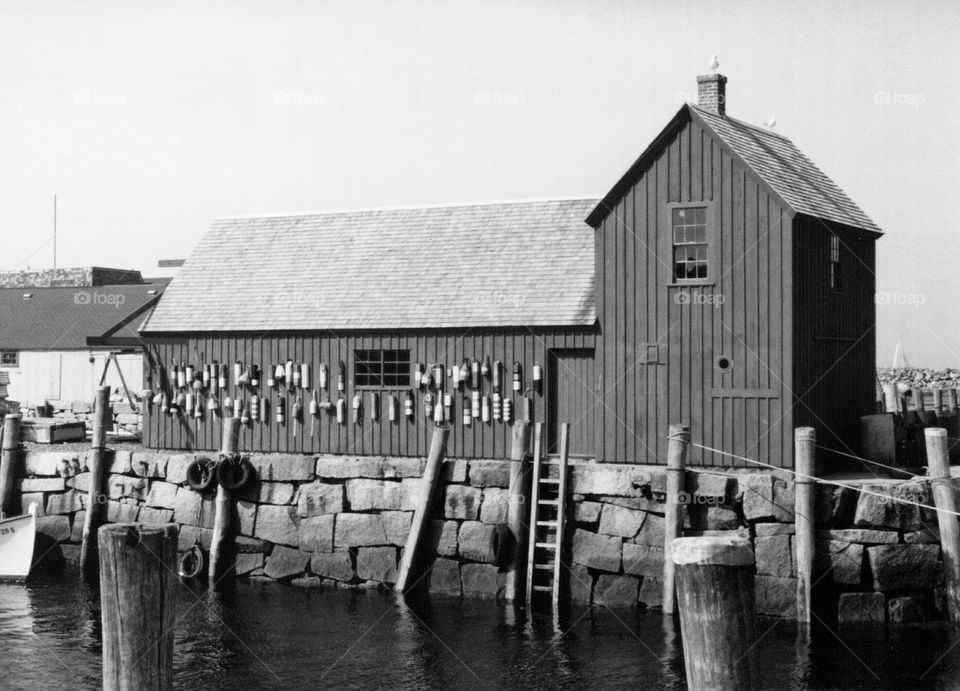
140, 71, 881, 470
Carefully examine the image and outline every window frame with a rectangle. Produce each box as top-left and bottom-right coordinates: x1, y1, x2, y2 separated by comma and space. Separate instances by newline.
0, 350, 18, 368
664, 201, 717, 288
829, 233, 843, 292
353, 349, 411, 389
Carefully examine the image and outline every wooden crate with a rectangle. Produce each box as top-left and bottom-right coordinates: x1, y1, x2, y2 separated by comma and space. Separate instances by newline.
19, 418, 87, 444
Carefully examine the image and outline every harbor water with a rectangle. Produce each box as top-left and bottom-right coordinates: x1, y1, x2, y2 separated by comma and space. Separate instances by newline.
2, 572, 960, 689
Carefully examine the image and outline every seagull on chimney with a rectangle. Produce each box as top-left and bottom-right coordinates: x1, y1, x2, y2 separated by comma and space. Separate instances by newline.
765, 115, 777, 128
708, 54, 719, 71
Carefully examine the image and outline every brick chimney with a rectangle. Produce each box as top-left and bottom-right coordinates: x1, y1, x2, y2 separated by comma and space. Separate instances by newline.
697, 73, 727, 116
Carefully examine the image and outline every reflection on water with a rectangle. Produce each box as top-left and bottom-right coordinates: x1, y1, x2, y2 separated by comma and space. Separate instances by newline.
2, 570, 960, 689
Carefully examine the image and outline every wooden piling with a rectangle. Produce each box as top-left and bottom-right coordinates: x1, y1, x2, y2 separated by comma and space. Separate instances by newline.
504, 422, 531, 602
662, 423, 689, 615
794, 427, 816, 624
673, 535, 758, 691
80, 386, 112, 576
927, 427, 960, 621
99, 523, 178, 691
882, 383, 898, 414
209, 417, 240, 586
396, 426, 450, 594
0, 414, 21, 518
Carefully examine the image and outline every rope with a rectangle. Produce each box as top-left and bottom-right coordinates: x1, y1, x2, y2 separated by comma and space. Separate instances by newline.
813, 444, 922, 478
690, 441, 960, 520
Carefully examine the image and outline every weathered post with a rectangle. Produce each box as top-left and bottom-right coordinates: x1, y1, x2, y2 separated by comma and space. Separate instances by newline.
882, 383, 898, 414
80, 386, 113, 576
209, 417, 240, 586
100, 523, 178, 691
927, 427, 960, 621
0, 414, 21, 518
504, 422, 531, 602
794, 427, 816, 623
933, 388, 943, 415
396, 425, 450, 593
662, 423, 689, 614
673, 535, 758, 691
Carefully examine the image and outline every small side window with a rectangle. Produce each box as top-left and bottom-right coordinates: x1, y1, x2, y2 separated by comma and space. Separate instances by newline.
672, 207, 709, 280
0, 351, 18, 367
830, 234, 842, 292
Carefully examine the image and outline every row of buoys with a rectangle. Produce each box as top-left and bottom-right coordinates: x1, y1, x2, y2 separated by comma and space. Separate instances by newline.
413, 359, 543, 394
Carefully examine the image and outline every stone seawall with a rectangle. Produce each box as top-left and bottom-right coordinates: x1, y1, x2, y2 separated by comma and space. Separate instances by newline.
13, 449, 949, 620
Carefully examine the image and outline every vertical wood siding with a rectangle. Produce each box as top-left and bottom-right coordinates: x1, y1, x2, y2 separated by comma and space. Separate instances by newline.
143, 329, 594, 459
594, 118, 793, 467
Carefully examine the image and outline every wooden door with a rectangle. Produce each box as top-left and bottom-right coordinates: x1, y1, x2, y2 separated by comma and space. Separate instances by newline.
547, 349, 596, 456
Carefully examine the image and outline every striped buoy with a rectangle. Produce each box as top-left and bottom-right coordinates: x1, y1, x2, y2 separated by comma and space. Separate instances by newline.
404, 390, 414, 418
292, 362, 302, 389
472, 390, 481, 418
481, 395, 491, 423
503, 398, 513, 424
337, 361, 345, 393
424, 393, 434, 418
434, 364, 444, 390
276, 397, 285, 424
274, 363, 286, 387
481, 356, 490, 379
533, 364, 543, 392
462, 397, 472, 426
459, 360, 469, 388
492, 392, 502, 421
471, 359, 481, 389
219, 363, 228, 390
185, 364, 194, 387
443, 393, 452, 421
250, 394, 260, 421
513, 362, 522, 391
251, 364, 260, 388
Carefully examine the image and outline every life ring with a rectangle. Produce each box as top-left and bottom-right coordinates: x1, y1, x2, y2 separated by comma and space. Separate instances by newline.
186, 457, 218, 493
490, 523, 516, 568
178, 544, 205, 580
216, 454, 254, 491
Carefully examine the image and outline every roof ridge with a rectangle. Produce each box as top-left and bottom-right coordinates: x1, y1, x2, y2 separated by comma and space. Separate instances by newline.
689, 104, 792, 141
213, 195, 601, 221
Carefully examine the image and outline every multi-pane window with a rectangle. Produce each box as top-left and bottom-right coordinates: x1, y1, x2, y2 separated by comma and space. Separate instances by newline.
0, 351, 17, 367
672, 207, 708, 280
830, 234, 842, 291
354, 349, 410, 388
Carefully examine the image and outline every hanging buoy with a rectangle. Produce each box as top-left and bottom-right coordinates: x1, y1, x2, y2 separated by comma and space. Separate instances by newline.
471, 358, 481, 389
513, 362, 522, 391
176, 365, 186, 389
160, 393, 169, 414
492, 360, 502, 389
310, 394, 319, 418
472, 390, 481, 418
300, 362, 311, 390
223, 394, 233, 414
503, 398, 513, 424
176, 392, 186, 411
208, 394, 219, 414
192, 375, 202, 391
434, 364, 444, 391
292, 362, 302, 389
238, 365, 250, 386
337, 361, 345, 393
250, 394, 260, 422
388, 394, 398, 422
193, 397, 203, 419
424, 392, 435, 418
452, 363, 460, 387
218, 363, 228, 390
233, 396, 242, 418
493, 392, 502, 420
234, 361, 243, 385
170, 363, 179, 388
292, 397, 303, 437
352, 392, 362, 423
285, 360, 295, 390
152, 390, 163, 406
443, 393, 452, 421
481, 356, 490, 379
185, 364, 194, 386
260, 395, 269, 422
533, 364, 543, 392
523, 396, 532, 423
462, 397, 472, 426
413, 363, 424, 389
319, 363, 328, 390
267, 365, 276, 388
274, 363, 285, 387
276, 397, 285, 424
433, 399, 444, 424
240, 399, 250, 424
404, 390, 414, 418
481, 395, 491, 423
336, 397, 346, 425
370, 392, 380, 422
201, 364, 210, 389
251, 364, 260, 388
459, 360, 469, 389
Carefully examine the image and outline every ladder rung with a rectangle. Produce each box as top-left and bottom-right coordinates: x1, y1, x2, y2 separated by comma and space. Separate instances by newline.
533, 563, 554, 570
538, 499, 558, 506
535, 542, 557, 549
539, 478, 559, 485
536, 520, 557, 527
532, 585, 553, 592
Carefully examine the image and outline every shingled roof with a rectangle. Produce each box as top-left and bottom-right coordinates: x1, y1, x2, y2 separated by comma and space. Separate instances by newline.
587, 104, 881, 234
140, 198, 598, 333
0, 282, 166, 349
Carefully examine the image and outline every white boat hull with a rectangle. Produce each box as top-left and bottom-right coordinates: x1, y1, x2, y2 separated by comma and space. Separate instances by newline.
0, 503, 37, 581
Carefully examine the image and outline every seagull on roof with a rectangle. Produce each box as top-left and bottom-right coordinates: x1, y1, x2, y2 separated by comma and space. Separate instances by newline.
708, 54, 719, 71
765, 115, 776, 128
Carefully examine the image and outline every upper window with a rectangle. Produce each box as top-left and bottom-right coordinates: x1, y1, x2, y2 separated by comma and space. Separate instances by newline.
830, 234, 842, 291
0, 351, 18, 367
354, 349, 410, 388
672, 207, 708, 280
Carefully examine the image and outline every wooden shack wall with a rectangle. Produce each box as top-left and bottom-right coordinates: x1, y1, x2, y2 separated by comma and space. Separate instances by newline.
792, 216, 877, 460
141, 328, 595, 458
593, 117, 794, 467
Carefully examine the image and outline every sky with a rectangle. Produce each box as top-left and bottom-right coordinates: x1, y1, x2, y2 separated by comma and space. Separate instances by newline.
1, 0, 958, 367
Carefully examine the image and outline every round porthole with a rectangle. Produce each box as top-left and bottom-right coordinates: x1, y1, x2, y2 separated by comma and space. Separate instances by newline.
717, 356, 732, 371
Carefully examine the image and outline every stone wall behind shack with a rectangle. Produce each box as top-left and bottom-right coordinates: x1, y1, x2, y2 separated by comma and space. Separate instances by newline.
14, 449, 949, 621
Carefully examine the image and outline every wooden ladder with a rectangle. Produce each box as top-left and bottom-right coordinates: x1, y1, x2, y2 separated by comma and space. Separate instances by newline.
525, 422, 570, 607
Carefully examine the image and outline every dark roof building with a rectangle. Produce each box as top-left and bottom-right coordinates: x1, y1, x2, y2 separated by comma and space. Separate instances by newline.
141, 73, 880, 468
